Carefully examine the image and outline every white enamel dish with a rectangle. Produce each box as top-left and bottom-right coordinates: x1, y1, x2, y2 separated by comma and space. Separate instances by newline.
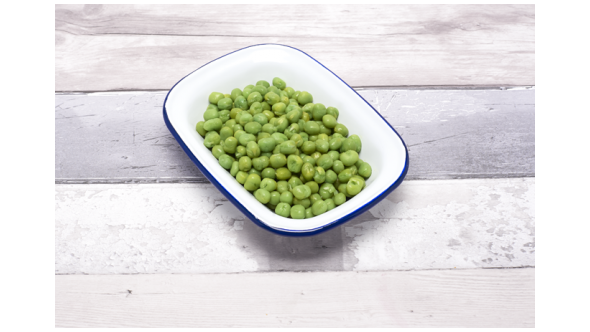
163, 44, 409, 236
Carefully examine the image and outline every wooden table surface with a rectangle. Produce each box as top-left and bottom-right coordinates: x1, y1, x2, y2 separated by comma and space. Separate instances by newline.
55, 4, 535, 328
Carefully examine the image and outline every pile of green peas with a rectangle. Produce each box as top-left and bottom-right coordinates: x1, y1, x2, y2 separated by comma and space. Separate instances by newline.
196, 77, 372, 219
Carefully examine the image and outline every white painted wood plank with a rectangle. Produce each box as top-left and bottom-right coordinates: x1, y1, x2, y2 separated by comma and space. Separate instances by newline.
55, 4, 534, 91
55, 268, 535, 328
55, 178, 534, 274
55, 88, 535, 183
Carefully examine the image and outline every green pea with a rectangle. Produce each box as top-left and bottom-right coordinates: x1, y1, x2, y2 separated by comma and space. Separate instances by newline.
310, 151, 322, 163
270, 154, 287, 168
317, 133, 329, 142
272, 77, 287, 90
252, 85, 268, 97
203, 132, 220, 148
319, 183, 336, 200
315, 139, 329, 153
262, 110, 274, 120
317, 154, 333, 170
305, 207, 314, 219
261, 102, 271, 112
238, 133, 256, 147
279, 141, 297, 155
220, 126, 234, 141
230, 108, 242, 119
211, 145, 225, 159
277, 180, 289, 193
298, 91, 313, 105
301, 141, 316, 154
346, 175, 365, 196
219, 110, 230, 123
301, 163, 315, 181
276, 167, 292, 181
294, 198, 311, 209
290, 205, 305, 219
234, 96, 248, 110
313, 167, 326, 184
272, 102, 287, 116
203, 118, 222, 132
305, 181, 319, 194
327, 150, 340, 161
272, 145, 281, 154
244, 174, 261, 191
311, 199, 327, 216
196, 121, 207, 137
249, 168, 261, 176
264, 92, 280, 105
275, 202, 291, 218
247, 92, 263, 106
325, 198, 336, 211
249, 102, 263, 115
333, 160, 344, 174
230, 88, 242, 101
269, 191, 281, 205
286, 109, 302, 124
246, 141, 261, 158
261, 167, 276, 179
236, 171, 248, 184
349, 135, 362, 153
309, 135, 318, 142
322, 114, 337, 129
218, 154, 234, 170
334, 123, 349, 137
258, 137, 276, 153
261, 123, 276, 135
238, 156, 252, 172
287, 155, 304, 173
243, 85, 254, 97
209, 92, 225, 104
254, 189, 271, 204
259, 178, 277, 192
252, 113, 268, 126
252, 156, 269, 171
235, 146, 246, 159
338, 168, 353, 183
357, 162, 371, 179
275, 116, 289, 132
325, 169, 337, 184
326, 106, 339, 119
302, 156, 316, 166
340, 150, 359, 167
288, 176, 303, 189
217, 97, 233, 111
229, 161, 239, 177
279, 191, 293, 205
304, 121, 320, 135
203, 107, 219, 121
261, 152, 272, 158
255, 80, 269, 88
292, 185, 312, 200
334, 192, 346, 206
258, 132, 271, 142
311, 103, 327, 121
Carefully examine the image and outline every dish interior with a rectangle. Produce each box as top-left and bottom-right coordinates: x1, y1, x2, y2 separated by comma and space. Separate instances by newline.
165, 45, 407, 232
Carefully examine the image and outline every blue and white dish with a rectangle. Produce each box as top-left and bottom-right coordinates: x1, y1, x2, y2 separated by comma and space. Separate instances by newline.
164, 44, 409, 236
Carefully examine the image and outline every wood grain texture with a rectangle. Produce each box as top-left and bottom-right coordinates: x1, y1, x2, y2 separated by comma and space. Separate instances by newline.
55, 178, 534, 274
55, 88, 534, 183
55, 268, 535, 328
55, 4, 534, 91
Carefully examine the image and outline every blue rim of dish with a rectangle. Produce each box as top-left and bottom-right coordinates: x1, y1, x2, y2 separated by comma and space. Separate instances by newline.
163, 43, 409, 237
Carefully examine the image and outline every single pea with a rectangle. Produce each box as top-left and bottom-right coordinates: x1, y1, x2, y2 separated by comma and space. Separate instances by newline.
275, 202, 291, 218
233, 123, 243, 132
272, 102, 287, 116
327, 150, 340, 161
230, 108, 242, 119
278, 140, 296, 155
254, 189, 271, 204
311, 199, 327, 216
218, 154, 234, 170
316, 154, 333, 170
246, 141, 261, 158
270, 153, 287, 168
244, 173, 261, 191
310, 151, 322, 163
322, 114, 337, 129
334, 192, 346, 206
252, 156, 270, 171
235, 171, 248, 184
262, 110, 274, 120
211, 145, 225, 159
243, 85, 254, 97
309, 135, 318, 142
341, 136, 361, 153
279, 191, 294, 205
326, 106, 339, 119
235, 145, 246, 159
340, 150, 359, 167
203, 107, 219, 121
334, 123, 349, 137
319, 183, 336, 200
302, 103, 314, 113
346, 175, 365, 196
325, 198, 336, 211
234, 96, 248, 110
277, 180, 289, 193
317, 133, 330, 142
269, 191, 281, 205
275, 116, 289, 132
294, 198, 311, 209
298, 91, 313, 105
283, 86, 295, 98
301, 111, 311, 122
302, 156, 316, 166
312, 103, 327, 121
238, 156, 252, 172
301, 141, 316, 154
259, 178, 277, 192
304, 121, 320, 135
196, 121, 207, 137
301, 163, 315, 181
271, 132, 288, 144
325, 169, 337, 184
272, 77, 287, 90
313, 166, 326, 184
225, 119, 237, 128
268, 86, 280, 95
355, 158, 364, 169
230, 88, 243, 101
261, 123, 276, 135
276, 167, 292, 181
252, 85, 268, 97
203, 118, 223, 132
249, 102, 263, 115
291, 134, 303, 148
247, 92, 263, 106
261, 167, 276, 179
217, 97, 233, 111
288, 176, 303, 189
287, 155, 304, 173
256, 80, 270, 88
338, 183, 350, 197
238, 133, 256, 147
338, 168, 354, 183
258, 132, 271, 142
220, 126, 234, 141
264, 92, 280, 105
258, 137, 276, 152
315, 139, 329, 154
272, 145, 281, 154
305, 207, 314, 219
349, 134, 362, 153
229, 161, 240, 177
261, 102, 271, 112
253, 113, 268, 126
333, 160, 345, 173
208, 92, 225, 104
249, 168, 261, 176
269, 117, 278, 126
203, 132, 220, 148
219, 110, 230, 123
261, 152, 272, 158
305, 181, 319, 194
292, 185, 312, 200
289, 205, 305, 219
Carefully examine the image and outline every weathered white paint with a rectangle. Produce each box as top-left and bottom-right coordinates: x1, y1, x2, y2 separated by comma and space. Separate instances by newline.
55, 178, 534, 274
55, 268, 535, 328
55, 4, 534, 91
